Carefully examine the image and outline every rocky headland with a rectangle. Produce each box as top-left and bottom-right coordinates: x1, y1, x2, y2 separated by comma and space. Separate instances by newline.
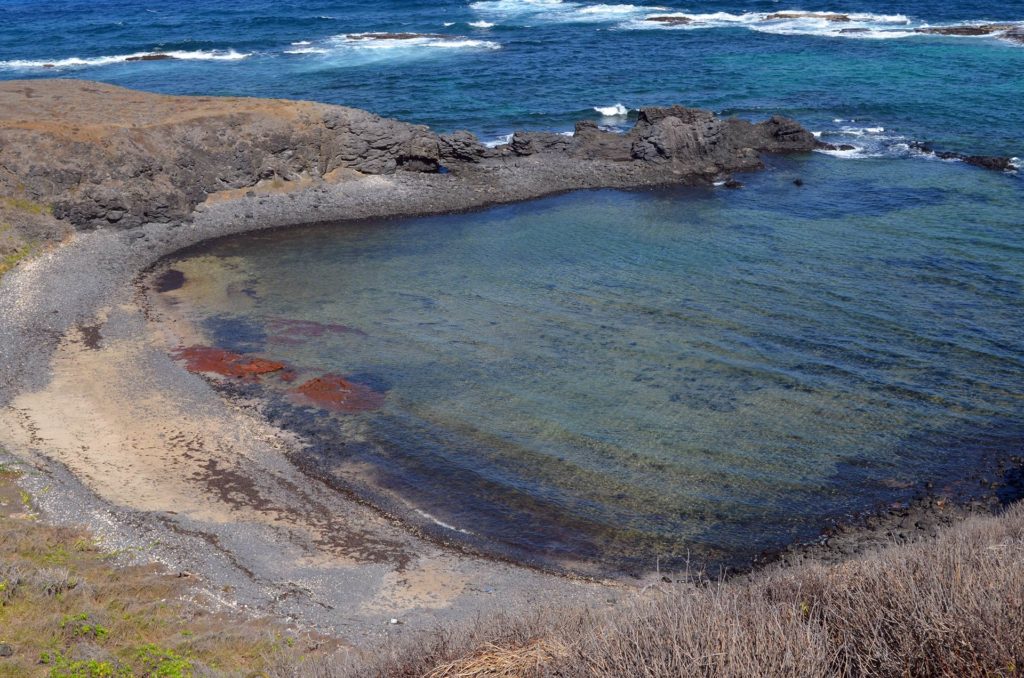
0, 79, 1018, 640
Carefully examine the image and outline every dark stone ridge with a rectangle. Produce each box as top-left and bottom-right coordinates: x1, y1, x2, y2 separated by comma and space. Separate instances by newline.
1006, 26, 1024, 44
817, 142, 858, 152
914, 23, 1014, 37
765, 12, 852, 22
0, 80, 823, 233
124, 53, 176, 62
645, 16, 693, 26
910, 142, 1017, 172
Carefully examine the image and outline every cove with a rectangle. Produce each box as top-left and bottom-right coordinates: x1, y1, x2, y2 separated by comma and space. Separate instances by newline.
152, 154, 1024, 575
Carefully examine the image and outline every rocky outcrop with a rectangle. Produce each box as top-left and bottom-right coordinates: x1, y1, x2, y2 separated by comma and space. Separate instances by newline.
0, 80, 441, 230
910, 143, 1017, 172
765, 12, 851, 22
0, 80, 824, 234
914, 24, 1014, 37
645, 16, 693, 26
504, 107, 817, 175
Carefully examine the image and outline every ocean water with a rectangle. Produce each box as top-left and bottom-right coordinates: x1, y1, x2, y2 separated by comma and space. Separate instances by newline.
2, 0, 1023, 156
7, 1, 1023, 572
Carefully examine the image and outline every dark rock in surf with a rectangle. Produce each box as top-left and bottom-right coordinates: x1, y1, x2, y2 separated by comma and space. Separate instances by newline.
914, 24, 1014, 37
910, 142, 1016, 172
765, 12, 852, 22
645, 16, 693, 26
1003, 26, 1024, 45
125, 53, 175, 62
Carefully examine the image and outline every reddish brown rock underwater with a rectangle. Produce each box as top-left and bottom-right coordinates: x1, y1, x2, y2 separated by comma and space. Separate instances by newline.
174, 345, 286, 379
290, 375, 385, 413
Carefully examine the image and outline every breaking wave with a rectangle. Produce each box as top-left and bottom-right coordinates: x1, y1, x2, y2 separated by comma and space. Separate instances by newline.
621, 10, 1022, 43
0, 49, 250, 71
283, 33, 502, 59
470, 0, 664, 24
594, 103, 630, 116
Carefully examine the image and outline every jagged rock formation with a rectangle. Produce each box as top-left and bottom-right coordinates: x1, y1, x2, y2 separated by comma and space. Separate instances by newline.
0, 80, 823, 235
0, 80, 443, 230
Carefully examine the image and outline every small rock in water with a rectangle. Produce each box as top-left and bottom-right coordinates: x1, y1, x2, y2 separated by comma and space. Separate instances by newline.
724, 179, 743, 189
793, 178, 804, 186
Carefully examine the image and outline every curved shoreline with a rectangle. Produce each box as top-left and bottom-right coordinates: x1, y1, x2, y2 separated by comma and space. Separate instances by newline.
1, 80, 1021, 640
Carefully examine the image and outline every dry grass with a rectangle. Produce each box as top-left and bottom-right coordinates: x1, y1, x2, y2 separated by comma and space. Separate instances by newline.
3, 460, 1023, 677
0, 470, 316, 677
335, 503, 1024, 678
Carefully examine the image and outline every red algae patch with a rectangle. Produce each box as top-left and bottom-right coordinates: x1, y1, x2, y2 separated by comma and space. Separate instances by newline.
290, 374, 385, 412
174, 345, 286, 379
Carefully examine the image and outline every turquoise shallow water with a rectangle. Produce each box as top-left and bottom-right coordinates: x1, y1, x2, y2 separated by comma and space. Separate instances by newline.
161, 154, 1024, 572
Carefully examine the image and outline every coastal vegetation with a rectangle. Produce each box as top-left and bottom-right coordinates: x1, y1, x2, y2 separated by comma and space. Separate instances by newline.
311, 505, 1024, 677
0, 196, 53, 279
3, 460, 1023, 676
0, 468, 312, 678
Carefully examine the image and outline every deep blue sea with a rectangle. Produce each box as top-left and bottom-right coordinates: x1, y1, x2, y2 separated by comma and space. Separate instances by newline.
2, 0, 1023, 156
7, 1, 1024, 573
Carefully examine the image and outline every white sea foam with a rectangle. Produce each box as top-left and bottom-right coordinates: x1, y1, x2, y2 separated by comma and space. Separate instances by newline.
594, 103, 629, 116
471, 0, 665, 24
0, 49, 250, 70
483, 133, 514, 147
444, 21, 456, 26
621, 9, 1013, 43
340, 33, 501, 50
839, 126, 885, 136
1010, 158, 1021, 172
469, 20, 496, 27
414, 509, 472, 534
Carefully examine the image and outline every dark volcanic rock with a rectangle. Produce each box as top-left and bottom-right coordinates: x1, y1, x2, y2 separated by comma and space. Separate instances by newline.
0, 80, 823, 234
911, 142, 1016, 172
765, 12, 851, 22
817, 142, 857, 151
509, 131, 573, 156
124, 53, 175, 62
915, 23, 1014, 37
438, 130, 488, 164
1003, 26, 1024, 44
0, 81, 442, 229
645, 16, 693, 26
724, 115, 820, 153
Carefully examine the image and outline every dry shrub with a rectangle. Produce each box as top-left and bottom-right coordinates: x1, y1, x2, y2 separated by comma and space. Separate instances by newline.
339, 504, 1024, 678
